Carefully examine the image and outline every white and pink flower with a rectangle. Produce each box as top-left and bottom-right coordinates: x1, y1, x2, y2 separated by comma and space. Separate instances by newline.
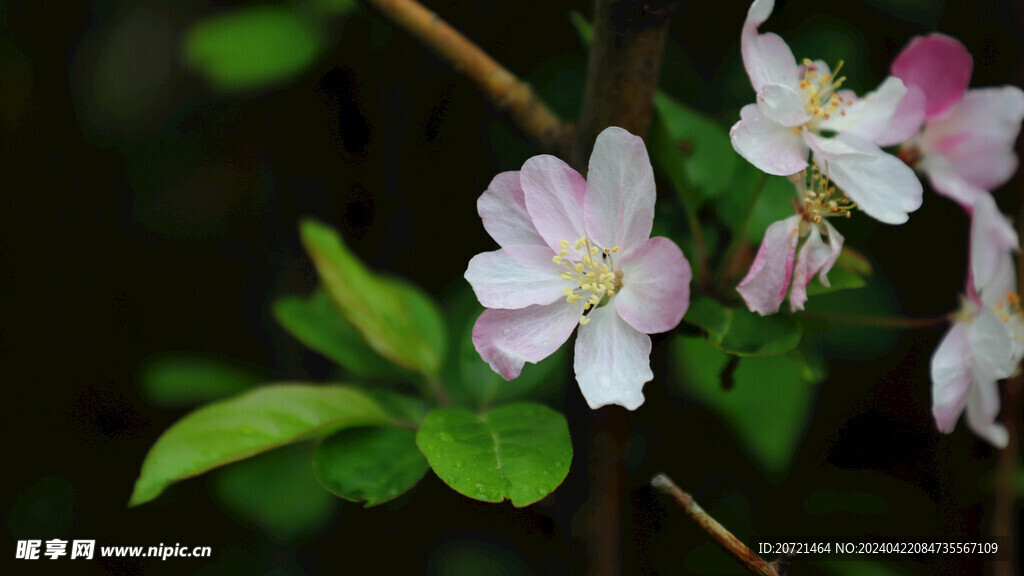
464, 127, 692, 410
730, 0, 923, 224
931, 194, 1022, 447
890, 33, 1024, 209
737, 166, 846, 315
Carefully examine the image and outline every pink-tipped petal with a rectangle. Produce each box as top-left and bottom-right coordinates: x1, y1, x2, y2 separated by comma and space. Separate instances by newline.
965, 382, 1009, 448
930, 322, 972, 433
741, 0, 800, 93
818, 77, 908, 145
891, 33, 972, 119
478, 171, 546, 248
583, 127, 656, 251
920, 87, 1024, 193
806, 132, 922, 225
789, 222, 843, 312
472, 301, 583, 381
465, 246, 567, 309
521, 154, 587, 253
970, 193, 1019, 297
573, 305, 652, 410
614, 237, 691, 334
730, 104, 809, 176
736, 215, 802, 316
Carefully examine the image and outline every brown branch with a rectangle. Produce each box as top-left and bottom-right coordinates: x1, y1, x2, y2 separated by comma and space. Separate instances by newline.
362, 0, 570, 155
576, 0, 679, 168
991, 187, 1024, 576
651, 473, 782, 576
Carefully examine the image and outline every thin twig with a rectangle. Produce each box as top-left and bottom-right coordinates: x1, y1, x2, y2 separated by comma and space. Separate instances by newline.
797, 310, 952, 329
651, 473, 781, 576
361, 0, 569, 155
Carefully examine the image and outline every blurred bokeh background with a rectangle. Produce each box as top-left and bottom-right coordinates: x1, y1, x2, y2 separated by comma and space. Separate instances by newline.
3, 0, 1024, 574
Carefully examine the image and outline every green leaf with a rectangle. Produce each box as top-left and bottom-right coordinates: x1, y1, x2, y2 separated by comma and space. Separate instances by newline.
307, 0, 359, 17
684, 296, 802, 356
273, 289, 408, 379
360, 388, 433, 426
130, 384, 389, 506
674, 337, 821, 475
651, 92, 737, 202
138, 353, 265, 407
184, 6, 325, 92
313, 426, 429, 506
212, 445, 336, 542
568, 11, 593, 45
715, 165, 796, 242
806, 247, 873, 296
416, 403, 572, 507
299, 219, 446, 379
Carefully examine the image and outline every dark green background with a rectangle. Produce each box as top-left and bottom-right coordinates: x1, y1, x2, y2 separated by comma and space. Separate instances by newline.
3, 0, 1023, 574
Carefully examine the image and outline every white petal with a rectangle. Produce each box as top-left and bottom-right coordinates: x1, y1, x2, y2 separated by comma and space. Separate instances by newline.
965, 379, 1008, 448
806, 132, 922, 225
583, 126, 656, 251
478, 171, 547, 248
758, 82, 811, 127
730, 104, 808, 176
818, 77, 907, 145
521, 154, 587, 253
967, 305, 1017, 382
930, 322, 972, 433
573, 305, 652, 410
465, 246, 566, 309
789, 222, 843, 312
741, 0, 800, 93
970, 193, 1019, 299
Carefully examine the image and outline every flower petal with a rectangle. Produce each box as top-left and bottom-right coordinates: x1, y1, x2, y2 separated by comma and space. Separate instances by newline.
472, 301, 584, 381
736, 215, 801, 316
789, 222, 843, 312
920, 87, 1024, 193
741, 0, 800, 93
465, 246, 567, 309
521, 154, 587, 253
965, 382, 1009, 448
891, 33, 972, 119
818, 76, 908, 145
573, 305, 652, 410
730, 104, 809, 176
478, 171, 546, 248
970, 193, 1019, 298
967, 305, 1017, 382
930, 322, 972, 433
583, 127, 655, 251
615, 237, 692, 334
874, 84, 927, 146
920, 160, 988, 208
759, 82, 811, 127
805, 132, 922, 225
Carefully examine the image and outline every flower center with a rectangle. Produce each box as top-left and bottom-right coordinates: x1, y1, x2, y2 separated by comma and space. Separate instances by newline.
791, 163, 855, 224
553, 237, 622, 325
799, 59, 850, 122
994, 292, 1024, 325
